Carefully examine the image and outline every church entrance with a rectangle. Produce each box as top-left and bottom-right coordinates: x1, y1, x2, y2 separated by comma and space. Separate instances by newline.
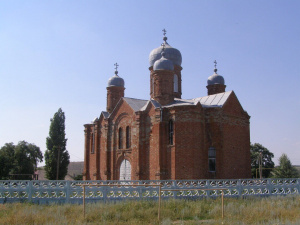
119, 159, 131, 180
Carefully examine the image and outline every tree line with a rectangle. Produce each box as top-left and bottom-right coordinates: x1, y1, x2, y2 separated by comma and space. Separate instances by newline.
0, 108, 70, 180
250, 143, 299, 178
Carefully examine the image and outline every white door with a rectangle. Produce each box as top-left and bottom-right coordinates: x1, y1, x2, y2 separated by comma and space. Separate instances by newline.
119, 159, 131, 180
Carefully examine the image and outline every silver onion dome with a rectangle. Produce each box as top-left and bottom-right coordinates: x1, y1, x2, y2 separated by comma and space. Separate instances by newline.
108, 63, 125, 87
149, 35, 182, 67
207, 68, 225, 85
153, 51, 174, 71
107, 74, 125, 87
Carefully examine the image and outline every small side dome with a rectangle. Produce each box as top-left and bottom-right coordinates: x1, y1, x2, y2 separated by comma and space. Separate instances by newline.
108, 75, 125, 87
153, 52, 174, 71
108, 63, 125, 87
207, 74, 225, 85
207, 67, 225, 85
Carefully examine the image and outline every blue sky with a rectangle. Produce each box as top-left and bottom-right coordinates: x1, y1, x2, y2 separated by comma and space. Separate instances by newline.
0, 0, 299, 166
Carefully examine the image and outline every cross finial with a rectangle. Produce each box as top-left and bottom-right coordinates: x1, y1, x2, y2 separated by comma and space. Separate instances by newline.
114, 62, 119, 75
214, 60, 218, 73
162, 28, 168, 43
114, 62, 119, 71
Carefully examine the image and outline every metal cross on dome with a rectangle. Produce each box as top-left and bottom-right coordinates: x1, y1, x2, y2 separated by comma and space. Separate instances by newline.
214, 60, 217, 69
114, 62, 119, 75
162, 29, 167, 36
114, 62, 119, 71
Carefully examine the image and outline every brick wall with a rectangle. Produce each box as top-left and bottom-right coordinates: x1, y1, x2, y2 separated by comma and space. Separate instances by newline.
84, 92, 251, 180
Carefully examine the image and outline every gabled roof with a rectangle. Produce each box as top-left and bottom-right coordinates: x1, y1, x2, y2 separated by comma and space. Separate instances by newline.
192, 91, 232, 108
123, 97, 148, 112
163, 91, 233, 108
140, 99, 161, 111
101, 111, 109, 119
95, 91, 233, 122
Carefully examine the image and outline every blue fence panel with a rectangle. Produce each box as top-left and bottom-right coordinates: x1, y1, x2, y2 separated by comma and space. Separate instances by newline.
0, 179, 299, 204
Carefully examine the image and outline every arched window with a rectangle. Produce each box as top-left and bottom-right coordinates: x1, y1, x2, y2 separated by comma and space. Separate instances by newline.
208, 147, 216, 172
91, 125, 95, 153
174, 74, 178, 93
126, 126, 130, 149
90, 132, 94, 154
119, 127, 123, 149
169, 120, 174, 145
152, 77, 155, 94
91, 132, 95, 154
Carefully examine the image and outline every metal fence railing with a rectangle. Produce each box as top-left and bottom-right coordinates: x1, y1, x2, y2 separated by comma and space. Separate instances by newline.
0, 178, 299, 204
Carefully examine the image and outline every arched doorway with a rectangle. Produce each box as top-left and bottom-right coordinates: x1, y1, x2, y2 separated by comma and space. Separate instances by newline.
119, 159, 131, 180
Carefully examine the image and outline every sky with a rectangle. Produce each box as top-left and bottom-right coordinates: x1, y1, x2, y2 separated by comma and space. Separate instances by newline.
0, 0, 299, 167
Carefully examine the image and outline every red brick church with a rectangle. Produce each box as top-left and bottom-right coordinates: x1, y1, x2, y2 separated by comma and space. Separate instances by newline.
83, 32, 251, 181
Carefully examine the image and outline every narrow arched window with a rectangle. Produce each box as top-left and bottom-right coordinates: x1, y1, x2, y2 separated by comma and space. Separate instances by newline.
152, 77, 155, 94
91, 133, 95, 154
169, 120, 174, 145
174, 74, 178, 93
90, 132, 94, 154
119, 127, 123, 149
208, 147, 216, 172
126, 126, 130, 149
91, 125, 95, 154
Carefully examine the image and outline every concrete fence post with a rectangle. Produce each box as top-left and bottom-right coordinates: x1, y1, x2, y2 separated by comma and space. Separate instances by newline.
66, 181, 70, 204
28, 181, 33, 203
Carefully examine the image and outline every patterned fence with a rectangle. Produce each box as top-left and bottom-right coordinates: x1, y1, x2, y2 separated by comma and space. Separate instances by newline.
0, 179, 299, 204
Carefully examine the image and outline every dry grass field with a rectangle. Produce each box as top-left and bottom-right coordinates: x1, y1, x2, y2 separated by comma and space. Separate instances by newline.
0, 195, 299, 224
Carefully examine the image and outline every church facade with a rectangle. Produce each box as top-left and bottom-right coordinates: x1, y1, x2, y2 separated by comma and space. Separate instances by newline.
83, 33, 251, 181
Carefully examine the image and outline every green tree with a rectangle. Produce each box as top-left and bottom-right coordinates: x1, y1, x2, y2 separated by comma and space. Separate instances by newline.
0, 143, 15, 179
272, 154, 299, 178
45, 108, 70, 180
0, 141, 43, 180
250, 143, 275, 178
11, 141, 43, 179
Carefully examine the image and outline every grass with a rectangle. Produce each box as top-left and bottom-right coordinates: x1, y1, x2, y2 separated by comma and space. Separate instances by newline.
0, 195, 299, 224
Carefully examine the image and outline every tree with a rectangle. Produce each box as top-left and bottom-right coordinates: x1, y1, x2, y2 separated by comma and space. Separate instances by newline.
272, 154, 299, 178
250, 143, 275, 178
0, 141, 43, 180
45, 108, 70, 180
0, 143, 15, 179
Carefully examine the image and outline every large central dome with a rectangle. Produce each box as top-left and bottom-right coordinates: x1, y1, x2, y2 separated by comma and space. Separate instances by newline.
149, 36, 182, 67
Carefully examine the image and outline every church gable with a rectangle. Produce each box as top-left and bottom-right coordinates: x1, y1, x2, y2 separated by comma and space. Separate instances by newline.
96, 112, 107, 125
139, 99, 161, 115
123, 97, 148, 112
109, 98, 135, 120
109, 97, 148, 121
222, 91, 248, 118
